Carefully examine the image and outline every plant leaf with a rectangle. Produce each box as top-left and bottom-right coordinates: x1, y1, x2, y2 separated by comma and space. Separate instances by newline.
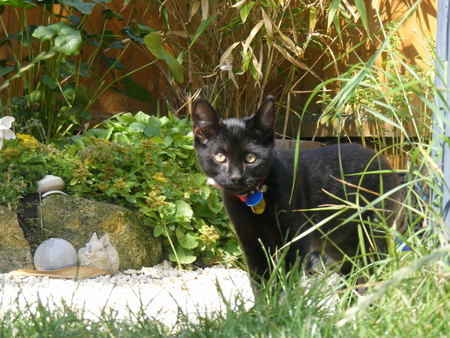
121, 76, 152, 102
0, 0, 34, 8
54, 25, 82, 55
143, 117, 161, 137
42, 74, 58, 89
353, 0, 368, 32
168, 246, 196, 264
135, 111, 150, 123
144, 32, 184, 82
153, 225, 165, 238
201, 0, 209, 21
242, 19, 263, 53
59, 0, 96, 14
189, 15, 216, 48
162, 53, 184, 83
175, 200, 193, 222
144, 32, 165, 59
239, 0, 255, 23
261, 8, 273, 38
176, 227, 198, 249
33, 22, 82, 56
188, 1, 201, 23
33, 24, 60, 41
327, 0, 341, 30
0, 66, 14, 78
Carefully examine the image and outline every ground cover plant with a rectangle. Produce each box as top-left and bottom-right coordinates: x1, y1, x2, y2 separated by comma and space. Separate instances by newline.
67, 112, 240, 265
1, 0, 449, 336
0, 112, 240, 265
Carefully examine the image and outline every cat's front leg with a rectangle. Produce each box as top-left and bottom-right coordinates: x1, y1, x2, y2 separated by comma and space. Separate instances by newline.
223, 195, 282, 284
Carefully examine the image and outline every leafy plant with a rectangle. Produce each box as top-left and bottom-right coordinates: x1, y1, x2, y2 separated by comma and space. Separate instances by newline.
314, 31, 434, 137
0, 0, 155, 142
0, 111, 240, 265
129, 0, 378, 127
0, 133, 73, 209
66, 112, 240, 265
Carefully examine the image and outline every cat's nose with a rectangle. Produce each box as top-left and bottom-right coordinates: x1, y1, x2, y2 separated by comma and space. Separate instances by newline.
230, 173, 243, 183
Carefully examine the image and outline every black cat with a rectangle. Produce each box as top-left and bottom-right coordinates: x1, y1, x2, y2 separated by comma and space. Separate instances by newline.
193, 96, 404, 285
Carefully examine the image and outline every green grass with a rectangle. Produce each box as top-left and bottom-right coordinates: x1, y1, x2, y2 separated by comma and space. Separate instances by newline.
1, 223, 449, 337
1, 247, 448, 337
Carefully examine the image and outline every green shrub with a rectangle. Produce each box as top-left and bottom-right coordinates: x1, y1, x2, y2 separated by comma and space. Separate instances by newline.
0, 113, 240, 266
0, 134, 73, 209
66, 112, 240, 265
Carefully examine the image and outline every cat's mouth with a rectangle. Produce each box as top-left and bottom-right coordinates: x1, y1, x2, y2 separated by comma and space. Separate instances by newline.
206, 177, 258, 196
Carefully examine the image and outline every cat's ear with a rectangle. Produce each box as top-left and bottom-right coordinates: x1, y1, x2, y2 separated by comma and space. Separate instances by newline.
252, 95, 275, 132
192, 98, 221, 144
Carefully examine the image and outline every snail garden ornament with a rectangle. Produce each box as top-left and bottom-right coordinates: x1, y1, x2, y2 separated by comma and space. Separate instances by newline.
34, 238, 78, 271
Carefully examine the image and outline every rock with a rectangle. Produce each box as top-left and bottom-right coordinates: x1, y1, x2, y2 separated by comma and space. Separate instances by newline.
78, 233, 120, 274
0, 206, 33, 272
37, 195, 162, 270
37, 175, 65, 193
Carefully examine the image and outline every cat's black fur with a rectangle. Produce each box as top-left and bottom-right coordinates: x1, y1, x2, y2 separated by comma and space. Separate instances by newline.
193, 96, 404, 284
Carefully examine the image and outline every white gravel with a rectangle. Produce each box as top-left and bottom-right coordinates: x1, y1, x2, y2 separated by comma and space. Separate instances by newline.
0, 261, 254, 327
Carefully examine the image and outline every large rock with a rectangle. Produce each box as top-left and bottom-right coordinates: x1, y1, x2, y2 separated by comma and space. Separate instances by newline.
0, 206, 33, 272
36, 195, 162, 270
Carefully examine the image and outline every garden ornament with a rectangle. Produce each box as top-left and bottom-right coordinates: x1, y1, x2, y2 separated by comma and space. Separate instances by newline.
37, 175, 65, 193
34, 238, 78, 271
0, 116, 16, 150
78, 233, 120, 274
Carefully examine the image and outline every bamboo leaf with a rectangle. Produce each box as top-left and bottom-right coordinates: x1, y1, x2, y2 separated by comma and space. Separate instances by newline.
242, 19, 264, 53
239, 0, 255, 23
232, 0, 247, 8
308, 6, 317, 33
201, 0, 209, 21
273, 25, 298, 55
188, 1, 201, 23
144, 32, 165, 59
273, 43, 322, 81
189, 16, 216, 48
261, 8, 273, 38
144, 32, 184, 82
353, 0, 369, 32
219, 42, 240, 67
327, 0, 341, 29
121, 76, 152, 102
163, 54, 184, 83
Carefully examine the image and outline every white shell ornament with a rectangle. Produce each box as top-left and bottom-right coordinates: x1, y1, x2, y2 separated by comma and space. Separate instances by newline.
37, 175, 65, 193
34, 238, 78, 271
78, 233, 120, 274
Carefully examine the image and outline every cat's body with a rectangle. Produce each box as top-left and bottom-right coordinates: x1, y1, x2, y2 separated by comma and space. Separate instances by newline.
193, 96, 404, 283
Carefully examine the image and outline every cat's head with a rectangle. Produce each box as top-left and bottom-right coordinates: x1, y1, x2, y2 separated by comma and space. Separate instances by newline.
192, 96, 275, 195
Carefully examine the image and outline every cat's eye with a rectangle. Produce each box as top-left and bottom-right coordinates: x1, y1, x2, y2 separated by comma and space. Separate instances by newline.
214, 152, 227, 163
245, 153, 257, 164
